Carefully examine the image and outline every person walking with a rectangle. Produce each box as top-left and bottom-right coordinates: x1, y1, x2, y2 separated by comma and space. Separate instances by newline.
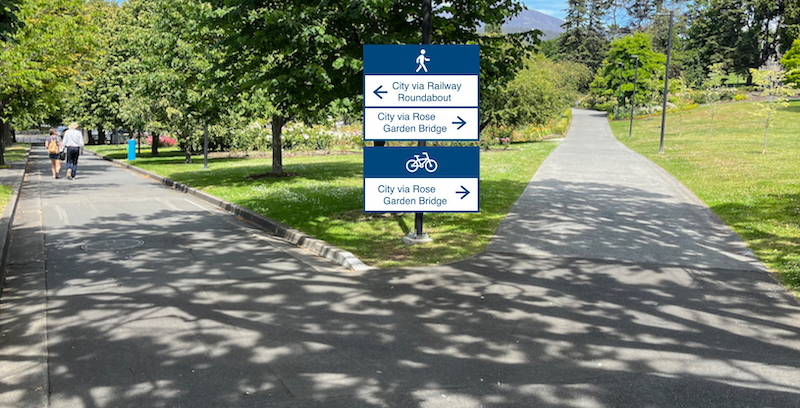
62, 122, 85, 180
45, 128, 63, 179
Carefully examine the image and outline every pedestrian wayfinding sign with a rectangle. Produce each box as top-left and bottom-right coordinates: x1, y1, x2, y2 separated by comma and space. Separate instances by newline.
363, 147, 479, 213
363, 45, 480, 141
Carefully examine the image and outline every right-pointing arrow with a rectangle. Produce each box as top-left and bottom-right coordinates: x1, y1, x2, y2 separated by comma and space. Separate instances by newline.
452, 116, 467, 130
456, 185, 470, 200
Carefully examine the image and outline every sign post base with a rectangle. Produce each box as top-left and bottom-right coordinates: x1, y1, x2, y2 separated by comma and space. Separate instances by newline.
402, 231, 433, 245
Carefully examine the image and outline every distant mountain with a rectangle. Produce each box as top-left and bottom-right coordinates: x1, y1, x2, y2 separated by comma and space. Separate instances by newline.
502, 9, 565, 40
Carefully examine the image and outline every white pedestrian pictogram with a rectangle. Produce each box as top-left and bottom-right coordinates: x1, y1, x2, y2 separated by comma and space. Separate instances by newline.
415, 49, 430, 73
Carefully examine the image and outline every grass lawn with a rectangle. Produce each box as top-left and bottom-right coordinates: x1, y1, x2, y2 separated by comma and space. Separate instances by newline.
2, 143, 29, 165
0, 185, 11, 214
609, 100, 800, 294
90, 142, 558, 268
0, 143, 28, 213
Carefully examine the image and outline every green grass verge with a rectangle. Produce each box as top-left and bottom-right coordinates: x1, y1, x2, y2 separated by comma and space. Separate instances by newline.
609, 100, 800, 294
90, 142, 558, 268
2, 143, 29, 165
0, 185, 11, 214
0, 143, 27, 212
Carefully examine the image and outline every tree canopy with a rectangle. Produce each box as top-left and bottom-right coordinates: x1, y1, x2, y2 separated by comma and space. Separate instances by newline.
0, 0, 96, 164
781, 37, 800, 87
0, 0, 22, 41
590, 33, 666, 106
205, 0, 539, 173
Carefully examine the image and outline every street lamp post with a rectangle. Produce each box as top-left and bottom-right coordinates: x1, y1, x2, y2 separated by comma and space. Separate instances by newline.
658, 10, 674, 153
412, 0, 432, 241
617, 61, 625, 118
628, 55, 639, 139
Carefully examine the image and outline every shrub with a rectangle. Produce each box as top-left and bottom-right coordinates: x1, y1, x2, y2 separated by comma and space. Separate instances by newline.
510, 109, 572, 141
480, 125, 513, 149
482, 54, 590, 129
145, 134, 177, 147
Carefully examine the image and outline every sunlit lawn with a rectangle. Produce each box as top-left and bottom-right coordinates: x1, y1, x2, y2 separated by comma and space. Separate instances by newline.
90, 142, 558, 268
0, 185, 10, 214
2, 143, 29, 165
610, 100, 800, 293
0, 143, 29, 213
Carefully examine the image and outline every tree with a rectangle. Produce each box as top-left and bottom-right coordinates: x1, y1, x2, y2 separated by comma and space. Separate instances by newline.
750, 63, 792, 154
559, 0, 610, 71
704, 62, 725, 141
207, 0, 537, 175
671, 76, 692, 136
103, 0, 231, 160
63, 0, 121, 145
779, 1, 800, 55
0, 0, 22, 41
0, 0, 95, 165
780, 37, 800, 87
626, 0, 659, 32
686, 0, 791, 85
686, 0, 751, 83
590, 33, 666, 107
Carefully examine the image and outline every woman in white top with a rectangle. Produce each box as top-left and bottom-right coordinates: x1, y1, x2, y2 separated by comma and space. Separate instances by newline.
62, 122, 85, 180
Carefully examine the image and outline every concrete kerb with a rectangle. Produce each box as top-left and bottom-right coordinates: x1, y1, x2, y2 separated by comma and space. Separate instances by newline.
0, 145, 32, 289
84, 149, 373, 272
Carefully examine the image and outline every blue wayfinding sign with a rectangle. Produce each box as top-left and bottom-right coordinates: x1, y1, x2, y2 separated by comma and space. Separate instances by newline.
363, 44, 480, 141
364, 45, 479, 75
363, 146, 479, 213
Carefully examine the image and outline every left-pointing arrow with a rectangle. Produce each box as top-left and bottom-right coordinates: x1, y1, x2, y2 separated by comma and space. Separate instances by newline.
374, 85, 388, 99
452, 116, 467, 130
456, 186, 470, 200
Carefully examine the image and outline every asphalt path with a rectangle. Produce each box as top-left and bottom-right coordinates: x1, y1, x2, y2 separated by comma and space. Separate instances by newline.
1, 112, 799, 407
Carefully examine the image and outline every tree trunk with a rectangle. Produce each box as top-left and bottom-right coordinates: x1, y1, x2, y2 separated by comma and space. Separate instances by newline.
0, 118, 8, 167
708, 104, 715, 141
1, 114, 12, 148
0, 98, 6, 165
183, 130, 193, 163
271, 115, 285, 175
98, 126, 104, 145
763, 112, 771, 154
151, 132, 159, 157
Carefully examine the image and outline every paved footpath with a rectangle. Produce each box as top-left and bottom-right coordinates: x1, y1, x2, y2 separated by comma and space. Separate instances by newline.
1, 111, 800, 408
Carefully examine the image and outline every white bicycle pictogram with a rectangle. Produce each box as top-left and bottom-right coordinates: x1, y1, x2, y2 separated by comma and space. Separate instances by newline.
405, 151, 439, 173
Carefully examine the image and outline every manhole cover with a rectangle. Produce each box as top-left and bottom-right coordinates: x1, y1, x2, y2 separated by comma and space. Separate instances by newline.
82, 239, 145, 251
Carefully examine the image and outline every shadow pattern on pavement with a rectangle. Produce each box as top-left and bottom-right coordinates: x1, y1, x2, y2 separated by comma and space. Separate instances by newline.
488, 179, 763, 272
3, 143, 800, 408
38, 218, 800, 407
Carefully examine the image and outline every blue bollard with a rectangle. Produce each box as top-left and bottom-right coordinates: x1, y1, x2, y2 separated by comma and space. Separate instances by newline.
128, 139, 136, 161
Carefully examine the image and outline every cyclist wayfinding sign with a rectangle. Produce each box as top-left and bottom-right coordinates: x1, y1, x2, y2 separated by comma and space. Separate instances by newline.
363, 45, 479, 141
363, 147, 479, 213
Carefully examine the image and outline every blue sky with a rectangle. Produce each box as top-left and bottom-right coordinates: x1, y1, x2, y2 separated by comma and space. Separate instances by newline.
523, 0, 568, 20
